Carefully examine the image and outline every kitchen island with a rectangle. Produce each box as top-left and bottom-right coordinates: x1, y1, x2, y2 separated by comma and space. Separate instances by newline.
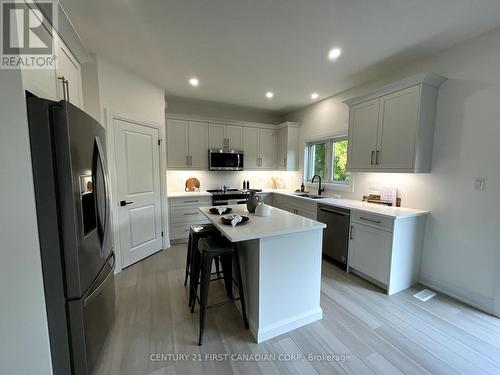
199, 204, 326, 343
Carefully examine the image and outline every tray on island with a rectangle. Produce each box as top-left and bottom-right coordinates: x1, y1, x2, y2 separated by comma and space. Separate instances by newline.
221, 215, 250, 226
209, 207, 233, 215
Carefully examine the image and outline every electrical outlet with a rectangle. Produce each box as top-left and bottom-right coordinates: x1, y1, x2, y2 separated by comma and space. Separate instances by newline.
474, 177, 486, 191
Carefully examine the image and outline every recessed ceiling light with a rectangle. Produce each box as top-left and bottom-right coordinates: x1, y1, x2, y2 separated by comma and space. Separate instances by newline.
311, 93, 319, 100
189, 77, 199, 87
328, 48, 342, 60
266, 92, 274, 99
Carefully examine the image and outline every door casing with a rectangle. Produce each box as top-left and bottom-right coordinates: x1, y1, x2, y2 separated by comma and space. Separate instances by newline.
105, 111, 169, 273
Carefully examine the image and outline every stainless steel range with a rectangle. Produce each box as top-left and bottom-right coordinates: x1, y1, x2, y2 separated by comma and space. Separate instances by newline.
208, 188, 262, 206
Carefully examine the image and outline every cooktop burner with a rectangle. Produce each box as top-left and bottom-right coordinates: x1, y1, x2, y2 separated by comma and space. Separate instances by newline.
207, 188, 262, 196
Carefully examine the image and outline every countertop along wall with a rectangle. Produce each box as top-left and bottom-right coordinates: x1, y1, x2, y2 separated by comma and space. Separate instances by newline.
286, 27, 500, 317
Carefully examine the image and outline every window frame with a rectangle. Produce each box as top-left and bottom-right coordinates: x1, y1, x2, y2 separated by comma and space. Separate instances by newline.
304, 135, 353, 192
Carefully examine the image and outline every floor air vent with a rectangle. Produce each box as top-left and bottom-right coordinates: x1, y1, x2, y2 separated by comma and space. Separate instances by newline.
413, 289, 436, 302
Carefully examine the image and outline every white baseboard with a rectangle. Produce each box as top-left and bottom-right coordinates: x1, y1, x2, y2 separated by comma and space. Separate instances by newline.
420, 274, 496, 316
250, 308, 323, 343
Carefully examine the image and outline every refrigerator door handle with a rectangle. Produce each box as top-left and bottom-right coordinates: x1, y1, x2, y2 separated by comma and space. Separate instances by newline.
95, 136, 111, 255
83, 253, 115, 307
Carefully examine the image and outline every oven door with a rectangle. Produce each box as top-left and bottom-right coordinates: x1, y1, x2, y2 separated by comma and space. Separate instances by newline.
209, 149, 244, 171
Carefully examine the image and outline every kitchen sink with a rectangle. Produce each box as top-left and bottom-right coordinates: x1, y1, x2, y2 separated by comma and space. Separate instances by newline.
293, 193, 328, 199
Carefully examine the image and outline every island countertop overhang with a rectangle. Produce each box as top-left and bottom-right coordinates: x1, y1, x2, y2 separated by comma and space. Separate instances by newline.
199, 204, 326, 242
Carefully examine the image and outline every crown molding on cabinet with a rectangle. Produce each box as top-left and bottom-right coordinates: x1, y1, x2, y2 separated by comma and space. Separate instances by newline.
166, 113, 300, 130
343, 72, 447, 107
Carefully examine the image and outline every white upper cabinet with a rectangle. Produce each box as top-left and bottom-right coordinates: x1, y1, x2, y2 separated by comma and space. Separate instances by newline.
348, 99, 379, 170
345, 73, 446, 173
243, 127, 276, 169
259, 129, 276, 169
188, 121, 209, 168
243, 127, 260, 169
168, 116, 298, 170
226, 125, 243, 149
376, 86, 420, 169
18, 7, 58, 100
167, 119, 208, 169
208, 123, 243, 149
208, 123, 226, 149
277, 123, 300, 171
56, 36, 83, 108
167, 119, 190, 168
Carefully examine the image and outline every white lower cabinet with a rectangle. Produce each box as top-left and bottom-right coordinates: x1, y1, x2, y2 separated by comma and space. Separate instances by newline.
349, 223, 392, 285
348, 212, 426, 295
168, 196, 211, 240
272, 194, 317, 220
256, 193, 273, 206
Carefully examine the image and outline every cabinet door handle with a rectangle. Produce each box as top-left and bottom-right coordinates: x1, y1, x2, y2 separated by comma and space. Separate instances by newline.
190, 155, 193, 166
186, 155, 189, 166
183, 212, 198, 216
183, 200, 199, 203
359, 216, 381, 224
64, 79, 70, 102
370, 150, 375, 165
350, 225, 354, 240
58, 76, 66, 100
376, 150, 380, 165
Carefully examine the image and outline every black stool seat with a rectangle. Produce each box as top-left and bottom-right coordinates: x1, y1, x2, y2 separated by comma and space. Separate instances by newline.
184, 224, 220, 288
198, 237, 235, 254
190, 236, 249, 345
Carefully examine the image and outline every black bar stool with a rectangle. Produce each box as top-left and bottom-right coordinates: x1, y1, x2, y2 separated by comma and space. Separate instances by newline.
184, 224, 221, 290
190, 236, 249, 346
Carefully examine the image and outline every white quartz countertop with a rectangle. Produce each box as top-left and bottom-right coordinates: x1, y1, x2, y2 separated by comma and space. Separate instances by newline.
168, 191, 212, 198
270, 190, 428, 219
199, 204, 326, 242
168, 189, 428, 219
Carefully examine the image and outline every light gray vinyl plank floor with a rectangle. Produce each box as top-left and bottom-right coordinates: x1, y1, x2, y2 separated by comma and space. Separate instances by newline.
94, 243, 500, 375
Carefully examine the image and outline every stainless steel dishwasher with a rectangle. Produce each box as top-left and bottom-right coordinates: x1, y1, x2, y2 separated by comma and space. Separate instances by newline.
317, 205, 351, 268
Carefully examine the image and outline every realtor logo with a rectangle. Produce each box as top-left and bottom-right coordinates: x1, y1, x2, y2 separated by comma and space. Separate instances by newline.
1, 0, 56, 69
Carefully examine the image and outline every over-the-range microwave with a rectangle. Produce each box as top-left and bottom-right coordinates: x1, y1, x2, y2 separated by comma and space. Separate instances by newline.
208, 149, 244, 171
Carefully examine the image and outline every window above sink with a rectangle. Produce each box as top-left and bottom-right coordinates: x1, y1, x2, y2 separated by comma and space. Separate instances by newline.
304, 135, 353, 193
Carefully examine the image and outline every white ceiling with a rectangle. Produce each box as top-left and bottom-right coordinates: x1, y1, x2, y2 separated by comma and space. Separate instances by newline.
60, 0, 500, 113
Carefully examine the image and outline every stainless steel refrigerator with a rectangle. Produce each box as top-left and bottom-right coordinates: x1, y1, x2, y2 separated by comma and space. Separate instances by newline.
27, 95, 115, 375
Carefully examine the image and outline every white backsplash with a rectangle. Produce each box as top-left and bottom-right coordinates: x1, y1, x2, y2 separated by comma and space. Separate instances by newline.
167, 170, 302, 192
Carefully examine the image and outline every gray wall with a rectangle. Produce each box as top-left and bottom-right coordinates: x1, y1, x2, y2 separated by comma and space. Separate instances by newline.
286, 27, 500, 316
0, 70, 53, 374
166, 95, 285, 124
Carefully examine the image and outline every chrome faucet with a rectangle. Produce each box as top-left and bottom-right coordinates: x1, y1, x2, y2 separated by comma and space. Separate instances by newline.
311, 175, 325, 195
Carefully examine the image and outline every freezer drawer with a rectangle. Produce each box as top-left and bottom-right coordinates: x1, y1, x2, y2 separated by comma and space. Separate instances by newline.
317, 205, 350, 266
67, 253, 115, 375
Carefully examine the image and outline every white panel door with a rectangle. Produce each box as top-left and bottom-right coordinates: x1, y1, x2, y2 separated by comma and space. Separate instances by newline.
208, 123, 225, 149
347, 98, 379, 170
114, 119, 162, 268
349, 223, 392, 285
259, 129, 276, 169
188, 121, 208, 168
166, 119, 189, 168
243, 127, 259, 169
377, 86, 420, 170
226, 125, 243, 149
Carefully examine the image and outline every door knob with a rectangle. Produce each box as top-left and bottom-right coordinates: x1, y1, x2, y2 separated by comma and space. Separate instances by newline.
120, 200, 134, 206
